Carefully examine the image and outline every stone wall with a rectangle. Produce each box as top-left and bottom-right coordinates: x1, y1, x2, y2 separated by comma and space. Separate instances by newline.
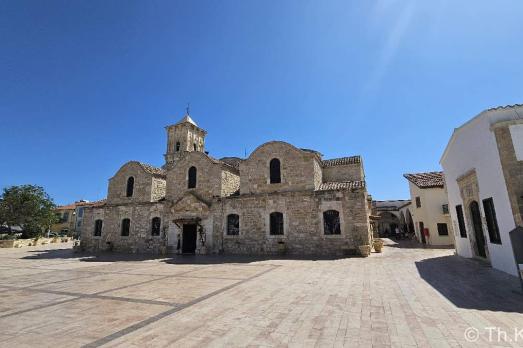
151, 177, 166, 202
166, 151, 226, 202
164, 122, 206, 167
240, 142, 320, 195
81, 202, 166, 253
313, 159, 322, 189
212, 188, 370, 255
322, 163, 364, 182
493, 122, 523, 227
107, 162, 164, 205
221, 170, 240, 196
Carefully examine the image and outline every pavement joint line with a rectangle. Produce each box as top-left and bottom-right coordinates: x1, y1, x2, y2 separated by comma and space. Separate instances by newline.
93, 275, 173, 295
0, 263, 266, 314
92, 265, 216, 295
14, 273, 103, 289
81, 265, 279, 348
0, 266, 258, 280
0, 296, 82, 320
0, 285, 177, 319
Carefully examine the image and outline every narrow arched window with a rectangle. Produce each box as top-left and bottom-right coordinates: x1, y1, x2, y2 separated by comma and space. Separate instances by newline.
193, 143, 197, 151
121, 218, 130, 236
323, 210, 341, 235
126, 177, 134, 197
94, 219, 103, 237
269, 158, 281, 184
188, 166, 197, 188
227, 214, 240, 235
151, 217, 161, 236
175, 142, 180, 152
270, 212, 284, 235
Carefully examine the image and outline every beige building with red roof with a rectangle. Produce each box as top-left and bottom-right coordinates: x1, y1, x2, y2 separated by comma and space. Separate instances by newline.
52, 200, 107, 235
403, 171, 454, 246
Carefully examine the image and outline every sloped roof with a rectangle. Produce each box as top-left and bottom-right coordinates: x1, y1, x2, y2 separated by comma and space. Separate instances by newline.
317, 181, 365, 191
403, 172, 445, 189
487, 103, 523, 112
300, 148, 323, 156
440, 103, 523, 164
56, 203, 76, 210
136, 162, 166, 178
219, 157, 243, 170
76, 199, 107, 208
174, 114, 198, 127
321, 156, 361, 167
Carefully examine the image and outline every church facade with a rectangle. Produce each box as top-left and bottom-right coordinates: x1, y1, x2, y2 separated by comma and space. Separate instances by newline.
81, 114, 373, 255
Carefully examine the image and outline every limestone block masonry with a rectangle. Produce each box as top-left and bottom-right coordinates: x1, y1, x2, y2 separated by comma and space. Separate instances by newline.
81, 114, 373, 255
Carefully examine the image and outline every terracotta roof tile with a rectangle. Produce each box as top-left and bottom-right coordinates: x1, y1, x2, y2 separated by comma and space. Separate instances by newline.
56, 203, 76, 210
317, 181, 365, 191
136, 162, 166, 177
76, 199, 107, 207
321, 156, 361, 167
403, 171, 445, 189
487, 103, 523, 112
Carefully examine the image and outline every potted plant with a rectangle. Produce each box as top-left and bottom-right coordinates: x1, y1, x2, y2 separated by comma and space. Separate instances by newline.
358, 244, 371, 257
373, 239, 384, 253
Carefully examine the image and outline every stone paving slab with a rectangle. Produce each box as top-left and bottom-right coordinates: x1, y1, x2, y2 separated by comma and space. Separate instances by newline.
0, 297, 170, 347
103, 276, 239, 304
0, 288, 74, 317
0, 241, 522, 347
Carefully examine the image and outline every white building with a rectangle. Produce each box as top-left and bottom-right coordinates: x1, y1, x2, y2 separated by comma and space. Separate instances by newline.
440, 104, 523, 276
403, 172, 454, 246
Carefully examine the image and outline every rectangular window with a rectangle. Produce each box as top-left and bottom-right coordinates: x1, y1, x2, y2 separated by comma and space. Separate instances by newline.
94, 220, 103, 237
442, 204, 449, 215
270, 212, 284, 235
151, 217, 161, 236
483, 198, 501, 244
415, 197, 421, 208
227, 214, 240, 236
456, 205, 467, 238
437, 223, 449, 236
63, 212, 69, 222
78, 208, 84, 217
121, 218, 130, 236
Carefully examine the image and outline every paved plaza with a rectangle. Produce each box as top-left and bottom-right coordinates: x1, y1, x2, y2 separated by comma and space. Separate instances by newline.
0, 240, 522, 347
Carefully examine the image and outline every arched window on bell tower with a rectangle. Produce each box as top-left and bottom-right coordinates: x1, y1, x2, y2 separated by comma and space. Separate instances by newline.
164, 113, 208, 169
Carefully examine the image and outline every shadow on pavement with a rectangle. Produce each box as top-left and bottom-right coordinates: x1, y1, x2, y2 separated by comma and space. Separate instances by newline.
21, 246, 355, 264
415, 254, 523, 313
384, 238, 454, 250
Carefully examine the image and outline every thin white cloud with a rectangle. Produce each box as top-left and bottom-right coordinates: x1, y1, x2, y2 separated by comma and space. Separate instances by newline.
364, 0, 416, 94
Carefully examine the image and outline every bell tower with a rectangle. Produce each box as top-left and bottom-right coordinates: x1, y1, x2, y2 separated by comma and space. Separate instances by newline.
164, 113, 207, 169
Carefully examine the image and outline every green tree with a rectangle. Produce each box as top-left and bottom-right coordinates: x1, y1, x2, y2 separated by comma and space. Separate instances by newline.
0, 185, 58, 238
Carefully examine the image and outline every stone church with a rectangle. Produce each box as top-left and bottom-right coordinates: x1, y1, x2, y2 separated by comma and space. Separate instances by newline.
81, 114, 373, 255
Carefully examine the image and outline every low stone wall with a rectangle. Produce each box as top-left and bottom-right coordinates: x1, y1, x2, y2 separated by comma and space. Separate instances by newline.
0, 237, 72, 248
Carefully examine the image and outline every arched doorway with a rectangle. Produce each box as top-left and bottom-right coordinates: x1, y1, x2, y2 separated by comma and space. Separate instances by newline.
470, 201, 486, 258
377, 212, 400, 237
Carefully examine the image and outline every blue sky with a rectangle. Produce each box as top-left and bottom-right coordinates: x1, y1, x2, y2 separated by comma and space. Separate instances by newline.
1, 0, 522, 205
